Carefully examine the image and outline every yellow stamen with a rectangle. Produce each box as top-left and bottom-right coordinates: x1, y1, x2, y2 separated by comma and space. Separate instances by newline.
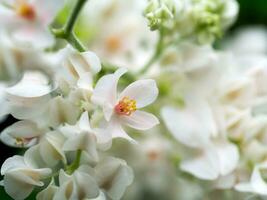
115, 97, 137, 116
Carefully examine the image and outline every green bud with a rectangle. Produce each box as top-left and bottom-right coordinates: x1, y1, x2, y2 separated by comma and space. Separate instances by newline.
144, 0, 176, 30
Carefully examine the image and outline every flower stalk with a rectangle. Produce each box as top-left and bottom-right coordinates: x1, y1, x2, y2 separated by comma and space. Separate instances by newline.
51, 0, 88, 52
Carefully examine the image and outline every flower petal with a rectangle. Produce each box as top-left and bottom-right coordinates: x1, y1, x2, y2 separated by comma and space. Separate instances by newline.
0, 120, 42, 148
180, 149, 219, 180
119, 79, 158, 108
120, 110, 159, 130
161, 103, 215, 148
91, 68, 127, 120
95, 157, 134, 200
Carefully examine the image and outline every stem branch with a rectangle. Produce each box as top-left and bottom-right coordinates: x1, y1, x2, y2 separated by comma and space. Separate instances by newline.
51, 0, 88, 52
66, 150, 82, 174
137, 29, 165, 75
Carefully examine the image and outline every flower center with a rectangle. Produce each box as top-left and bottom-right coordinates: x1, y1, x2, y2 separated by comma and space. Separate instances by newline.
15, 137, 33, 147
115, 97, 137, 116
16, 1, 36, 20
106, 35, 121, 52
15, 137, 26, 147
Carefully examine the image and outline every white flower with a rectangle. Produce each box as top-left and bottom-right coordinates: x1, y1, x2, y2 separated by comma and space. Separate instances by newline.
0, 120, 43, 148
0, 147, 52, 200
54, 165, 99, 200
223, 26, 267, 56
91, 68, 159, 142
4, 70, 55, 120
0, 0, 65, 48
38, 131, 66, 167
95, 157, 134, 200
235, 162, 267, 195
60, 112, 100, 163
44, 96, 80, 128
83, 0, 157, 71
36, 179, 58, 200
162, 105, 239, 180
58, 46, 102, 93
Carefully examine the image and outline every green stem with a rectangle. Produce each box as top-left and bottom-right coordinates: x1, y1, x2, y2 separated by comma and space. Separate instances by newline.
137, 29, 165, 75
66, 150, 82, 174
51, 0, 88, 52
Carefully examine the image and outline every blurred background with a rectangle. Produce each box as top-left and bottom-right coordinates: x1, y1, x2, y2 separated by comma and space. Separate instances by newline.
0, 0, 267, 199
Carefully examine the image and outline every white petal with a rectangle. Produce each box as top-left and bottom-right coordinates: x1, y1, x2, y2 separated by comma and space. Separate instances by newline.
91, 68, 127, 120
180, 149, 219, 180
78, 112, 92, 132
95, 157, 134, 200
1, 156, 26, 175
3, 174, 34, 200
74, 170, 100, 199
161, 106, 212, 148
0, 120, 42, 147
215, 142, 239, 176
105, 117, 137, 144
39, 131, 66, 166
46, 96, 80, 127
119, 79, 158, 108
250, 162, 267, 195
33, 0, 65, 25
63, 132, 98, 163
77, 73, 93, 91
120, 110, 159, 130
36, 179, 58, 200
24, 145, 46, 169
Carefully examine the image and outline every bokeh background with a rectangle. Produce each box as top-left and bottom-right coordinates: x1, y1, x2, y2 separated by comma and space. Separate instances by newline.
0, 0, 267, 199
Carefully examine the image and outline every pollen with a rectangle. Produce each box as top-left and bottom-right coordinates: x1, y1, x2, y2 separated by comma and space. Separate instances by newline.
115, 97, 137, 116
15, 137, 25, 147
16, 1, 36, 20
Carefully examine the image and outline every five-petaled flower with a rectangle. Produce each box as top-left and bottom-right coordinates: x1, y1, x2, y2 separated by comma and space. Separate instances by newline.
92, 68, 159, 143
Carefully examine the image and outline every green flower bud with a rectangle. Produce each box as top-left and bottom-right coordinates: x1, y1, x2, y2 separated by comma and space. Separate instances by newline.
144, 0, 177, 30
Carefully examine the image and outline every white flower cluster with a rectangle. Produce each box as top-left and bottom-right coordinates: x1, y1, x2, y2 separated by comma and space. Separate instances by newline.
0, 0, 160, 199
0, 0, 266, 199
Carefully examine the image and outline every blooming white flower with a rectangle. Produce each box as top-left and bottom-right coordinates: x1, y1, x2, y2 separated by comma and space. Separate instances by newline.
95, 157, 134, 200
91, 68, 159, 142
60, 112, 100, 163
57, 46, 102, 93
235, 162, 267, 195
83, 0, 157, 71
0, 0, 65, 48
53, 165, 99, 200
0, 120, 43, 148
4, 70, 56, 120
0, 147, 52, 200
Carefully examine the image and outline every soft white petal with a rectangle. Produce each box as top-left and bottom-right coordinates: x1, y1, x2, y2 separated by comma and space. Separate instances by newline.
78, 112, 92, 132
3, 174, 34, 200
63, 132, 98, 163
95, 157, 134, 200
104, 117, 137, 144
215, 142, 239, 176
180, 150, 219, 180
161, 106, 212, 148
119, 79, 158, 108
91, 68, 127, 120
120, 110, 159, 130
36, 179, 58, 200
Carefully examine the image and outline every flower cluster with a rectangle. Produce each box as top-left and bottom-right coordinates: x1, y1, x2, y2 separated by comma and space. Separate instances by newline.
1, 0, 266, 199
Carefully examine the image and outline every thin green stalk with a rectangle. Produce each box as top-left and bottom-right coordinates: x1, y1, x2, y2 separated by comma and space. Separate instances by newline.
66, 150, 82, 174
137, 29, 165, 75
51, 0, 88, 52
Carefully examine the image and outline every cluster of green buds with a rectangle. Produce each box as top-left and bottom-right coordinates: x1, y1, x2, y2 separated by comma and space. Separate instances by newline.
189, 0, 223, 43
144, 0, 178, 31
144, 0, 238, 45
